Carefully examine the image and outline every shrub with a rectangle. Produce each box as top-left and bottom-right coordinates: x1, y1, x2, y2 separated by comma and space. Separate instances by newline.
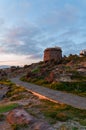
10, 94, 24, 101
12, 123, 28, 130
31, 67, 40, 73
6, 85, 27, 98
56, 112, 70, 121
50, 81, 86, 93
0, 114, 5, 121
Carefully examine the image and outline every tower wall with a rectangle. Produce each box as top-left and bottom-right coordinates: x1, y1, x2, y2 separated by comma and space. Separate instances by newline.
44, 47, 62, 62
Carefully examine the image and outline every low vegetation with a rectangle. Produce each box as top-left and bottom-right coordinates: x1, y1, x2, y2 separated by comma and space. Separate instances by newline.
12, 124, 28, 130
47, 81, 86, 97
62, 54, 86, 64
0, 103, 18, 113
0, 79, 13, 86
21, 77, 86, 97
2, 80, 28, 101
0, 114, 5, 121
26, 99, 86, 126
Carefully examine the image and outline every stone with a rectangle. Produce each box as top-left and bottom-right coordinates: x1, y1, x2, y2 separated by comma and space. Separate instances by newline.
7, 108, 35, 125
77, 67, 86, 75
30, 121, 54, 130
59, 74, 71, 82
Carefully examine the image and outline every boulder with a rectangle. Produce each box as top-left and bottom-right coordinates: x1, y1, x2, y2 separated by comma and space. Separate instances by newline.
45, 72, 55, 83
7, 108, 35, 125
7, 108, 54, 130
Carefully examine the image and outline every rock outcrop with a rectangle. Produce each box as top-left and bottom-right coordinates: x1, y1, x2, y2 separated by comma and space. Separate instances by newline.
7, 108, 54, 130
7, 108, 35, 125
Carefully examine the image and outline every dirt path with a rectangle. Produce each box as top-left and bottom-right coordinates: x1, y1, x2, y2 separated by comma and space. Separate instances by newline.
10, 77, 86, 109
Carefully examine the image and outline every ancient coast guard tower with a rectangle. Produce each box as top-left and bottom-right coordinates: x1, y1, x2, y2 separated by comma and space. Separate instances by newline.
44, 47, 62, 63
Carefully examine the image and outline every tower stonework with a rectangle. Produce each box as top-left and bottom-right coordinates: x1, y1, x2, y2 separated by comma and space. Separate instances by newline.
44, 47, 62, 62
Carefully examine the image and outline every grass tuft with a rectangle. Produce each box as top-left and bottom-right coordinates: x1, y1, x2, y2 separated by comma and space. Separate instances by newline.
0, 103, 19, 113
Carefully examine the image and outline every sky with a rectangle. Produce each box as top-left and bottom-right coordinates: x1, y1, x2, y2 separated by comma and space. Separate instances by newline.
0, 0, 86, 66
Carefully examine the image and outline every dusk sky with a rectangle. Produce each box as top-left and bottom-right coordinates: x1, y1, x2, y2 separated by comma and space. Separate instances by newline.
0, 0, 86, 66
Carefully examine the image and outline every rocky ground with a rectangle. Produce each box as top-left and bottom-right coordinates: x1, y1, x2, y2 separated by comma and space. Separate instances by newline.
0, 54, 86, 130
0, 81, 86, 130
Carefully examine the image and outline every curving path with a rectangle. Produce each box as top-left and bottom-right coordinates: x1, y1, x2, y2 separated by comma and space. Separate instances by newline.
10, 77, 86, 109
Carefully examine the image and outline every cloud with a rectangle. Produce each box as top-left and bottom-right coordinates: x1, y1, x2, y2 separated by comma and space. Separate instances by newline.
28, 53, 43, 60
0, 18, 4, 26
49, 27, 86, 55
56, 28, 85, 42
2, 24, 86, 57
0, 19, 86, 61
39, 4, 79, 30
0, 53, 31, 66
0, 47, 6, 53
78, 42, 86, 49
51, 39, 78, 55
0, 24, 45, 60
0, 18, 5, 34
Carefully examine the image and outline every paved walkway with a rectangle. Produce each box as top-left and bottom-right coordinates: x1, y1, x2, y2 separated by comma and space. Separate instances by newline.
10, 77, 86, 109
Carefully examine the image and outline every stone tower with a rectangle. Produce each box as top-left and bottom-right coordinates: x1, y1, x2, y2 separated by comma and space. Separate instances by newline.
44, 47, 62, 62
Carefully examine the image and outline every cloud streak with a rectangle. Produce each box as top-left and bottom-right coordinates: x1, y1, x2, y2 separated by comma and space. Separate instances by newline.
39, 4, 79, 30
0, 23, 86, 58
0, 24, 45, 59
